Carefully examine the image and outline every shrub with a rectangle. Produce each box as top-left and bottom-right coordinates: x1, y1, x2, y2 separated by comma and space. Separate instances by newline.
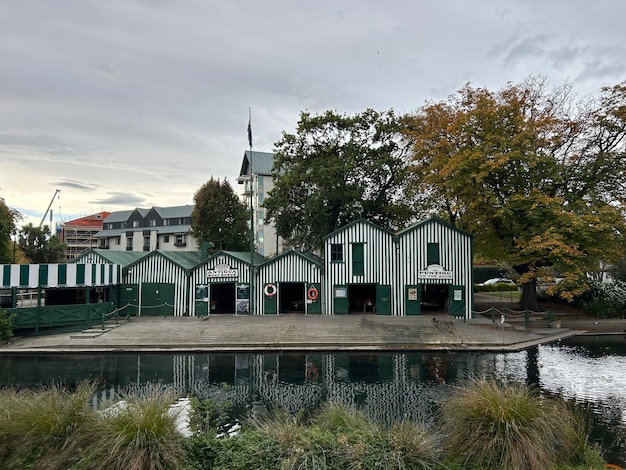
185, 402, 442, 470
185, 431, 282, 470
581, 281, 626, 318
188, 396, 234, 435
0, 309, 15, 342
440, 379, 594, 470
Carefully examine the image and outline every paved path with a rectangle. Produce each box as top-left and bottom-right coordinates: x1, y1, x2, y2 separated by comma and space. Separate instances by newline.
0, 313, 586, 354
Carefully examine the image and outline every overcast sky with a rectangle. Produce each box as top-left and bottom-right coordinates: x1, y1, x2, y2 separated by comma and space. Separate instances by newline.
1, 0, 625, 228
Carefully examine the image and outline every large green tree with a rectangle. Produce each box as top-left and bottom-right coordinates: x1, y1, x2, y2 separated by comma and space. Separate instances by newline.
264, 109, 415, 252
18, 223, 67, 263
191, 177, 250, 253
0, 197, 21, 263
404, 77, 626, 309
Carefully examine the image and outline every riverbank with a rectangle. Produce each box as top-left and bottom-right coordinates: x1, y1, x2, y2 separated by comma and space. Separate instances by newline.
0, 313, 596, 354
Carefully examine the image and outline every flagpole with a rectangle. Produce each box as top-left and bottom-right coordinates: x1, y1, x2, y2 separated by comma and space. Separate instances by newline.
248, 108, 255, 315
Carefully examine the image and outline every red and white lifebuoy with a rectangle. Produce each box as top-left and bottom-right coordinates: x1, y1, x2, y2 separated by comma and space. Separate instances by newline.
264, 284, 277, 297
307, 286, 319, 301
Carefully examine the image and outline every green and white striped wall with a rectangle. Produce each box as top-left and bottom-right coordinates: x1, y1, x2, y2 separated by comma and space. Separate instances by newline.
1, 264, 121, 288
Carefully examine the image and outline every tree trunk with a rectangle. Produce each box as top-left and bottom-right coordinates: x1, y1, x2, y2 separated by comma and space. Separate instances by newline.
520, 278, 539, 311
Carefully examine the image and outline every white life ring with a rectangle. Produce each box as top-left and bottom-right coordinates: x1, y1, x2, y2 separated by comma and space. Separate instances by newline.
264, 284, 277, 297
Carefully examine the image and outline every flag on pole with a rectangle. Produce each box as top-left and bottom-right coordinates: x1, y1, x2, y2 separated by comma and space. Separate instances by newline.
247, 108, 253, 148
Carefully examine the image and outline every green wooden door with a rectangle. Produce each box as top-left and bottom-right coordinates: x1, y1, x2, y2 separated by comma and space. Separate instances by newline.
375, 284, 392, 315
306, 283, 321, 314
263, 283, 278, 315
118, 284, 139, 316
141, 283, 175, 316
333, 285, 348, 315
351, 243, 364, 275
448, 285, 465, 318
405, 285, 421, 316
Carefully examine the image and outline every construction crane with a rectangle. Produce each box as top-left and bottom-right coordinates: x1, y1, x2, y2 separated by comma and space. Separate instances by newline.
39, 189, 61, 228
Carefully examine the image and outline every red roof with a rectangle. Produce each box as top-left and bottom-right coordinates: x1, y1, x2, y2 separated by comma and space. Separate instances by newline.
63, 211, 111, 227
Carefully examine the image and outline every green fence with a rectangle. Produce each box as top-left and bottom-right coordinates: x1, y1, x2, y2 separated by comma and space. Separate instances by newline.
7, 303, 117, 335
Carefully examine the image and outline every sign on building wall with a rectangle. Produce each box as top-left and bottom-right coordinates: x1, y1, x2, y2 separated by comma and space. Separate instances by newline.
207, 264, 238, 279
195, 285, 208, 302
418, 264, 453, 281
236, 283, 249, 313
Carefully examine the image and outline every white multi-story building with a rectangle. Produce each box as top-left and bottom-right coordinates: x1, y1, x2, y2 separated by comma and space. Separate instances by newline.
95, 205, 197, 253
237, 150, 284, 257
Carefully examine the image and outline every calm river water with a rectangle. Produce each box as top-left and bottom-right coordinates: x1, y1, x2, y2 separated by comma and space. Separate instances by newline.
1, 335, 625, 465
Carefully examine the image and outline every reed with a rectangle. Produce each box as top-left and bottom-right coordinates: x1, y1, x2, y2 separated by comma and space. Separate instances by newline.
0, 381, 97, 468
84, 384, 185, 470
440, 378, 591, 470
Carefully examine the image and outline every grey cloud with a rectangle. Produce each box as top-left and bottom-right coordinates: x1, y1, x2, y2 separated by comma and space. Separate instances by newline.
54, 180, 103, 192
2, 0, 626, 220
502, 35, 549, 67
90, 193, 151, 207
548, 46, 585, 70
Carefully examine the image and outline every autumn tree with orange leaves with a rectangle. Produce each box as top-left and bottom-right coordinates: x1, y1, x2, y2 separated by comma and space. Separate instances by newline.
404, 77, 626, 310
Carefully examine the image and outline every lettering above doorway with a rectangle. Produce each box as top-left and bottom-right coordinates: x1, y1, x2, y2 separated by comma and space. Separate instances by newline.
207, 263, 238, 278
418, 264, 453, 280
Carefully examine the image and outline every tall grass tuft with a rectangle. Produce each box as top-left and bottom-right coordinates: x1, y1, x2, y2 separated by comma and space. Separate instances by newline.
387, 420, 442, 470
85, 384, 185, 470
248, 406, 334, 469
313, 401, 377, 434
440, 378, 591, 470
0, 381, 98, 468
313, 401, 441, 470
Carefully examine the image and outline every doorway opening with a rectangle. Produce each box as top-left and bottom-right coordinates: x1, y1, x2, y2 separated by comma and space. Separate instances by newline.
279, 282, 305, 313
210, 282, 236, 313
420, 284, 449, 313
348, 284, 377, 313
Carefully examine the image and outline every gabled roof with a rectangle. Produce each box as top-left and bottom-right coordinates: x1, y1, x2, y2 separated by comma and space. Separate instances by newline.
259, 249, 323, 268
156, 250, 202, 270
123, 250, 202, 271
200, 250, 267, 267
102, 210, 134, 223
238, 151, 274, 179
153, 205, 194, 219
131, 208, 151, 218
322, 217, 394, 241
395, 216, 472, 239
72, 249, 148, 267
102, 205, 193, 225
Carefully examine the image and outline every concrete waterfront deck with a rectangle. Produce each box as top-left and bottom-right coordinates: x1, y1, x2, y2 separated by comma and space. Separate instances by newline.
0, 313, 587, 354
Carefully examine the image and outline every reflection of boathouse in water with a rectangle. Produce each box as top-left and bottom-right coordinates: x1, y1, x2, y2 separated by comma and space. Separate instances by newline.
92, 351, 532, 427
